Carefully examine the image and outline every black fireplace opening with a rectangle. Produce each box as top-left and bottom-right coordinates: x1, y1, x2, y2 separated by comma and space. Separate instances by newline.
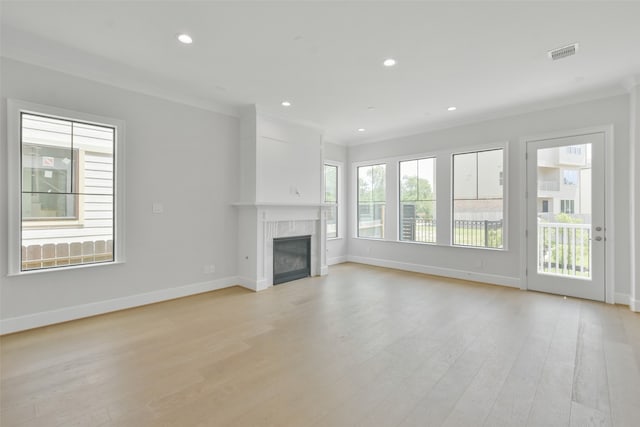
273, 235, 311, 285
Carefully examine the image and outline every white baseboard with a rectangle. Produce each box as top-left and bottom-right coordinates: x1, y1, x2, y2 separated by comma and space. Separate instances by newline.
236, 276, 258, 292
328, 255, 348, 266
631, 297, 640, 312
320, 265, 329, 275
615, 292, 630, 306
0, 276, 240, 335
346, 255, 521, 288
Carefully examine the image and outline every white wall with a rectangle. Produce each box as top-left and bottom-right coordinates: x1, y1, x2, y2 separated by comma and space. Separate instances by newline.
256, 113, 322, 204
631, 82, 640, 311
347, 95, 631, 296
0, 58, 240, 327
323, 142, 348, 264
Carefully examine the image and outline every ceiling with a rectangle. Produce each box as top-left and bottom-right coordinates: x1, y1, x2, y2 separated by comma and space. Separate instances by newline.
1, 1, 639, 145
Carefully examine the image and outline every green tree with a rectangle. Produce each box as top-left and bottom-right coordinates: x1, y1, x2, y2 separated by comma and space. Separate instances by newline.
401, 176, 434, 219
358, 165, 385, 202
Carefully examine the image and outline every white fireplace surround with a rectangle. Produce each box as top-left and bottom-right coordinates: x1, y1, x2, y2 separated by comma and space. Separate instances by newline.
234, 203, 329, 291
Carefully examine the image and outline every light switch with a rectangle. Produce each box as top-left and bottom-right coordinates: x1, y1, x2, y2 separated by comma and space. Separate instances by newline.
152, 202, 164, 214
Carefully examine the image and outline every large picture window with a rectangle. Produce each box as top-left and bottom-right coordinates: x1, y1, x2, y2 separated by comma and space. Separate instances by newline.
324, 164, 338, 238
399, 157, 436, 243
8, 101, 124, 274
452, 148, 504, 248
357, 164, 386, 238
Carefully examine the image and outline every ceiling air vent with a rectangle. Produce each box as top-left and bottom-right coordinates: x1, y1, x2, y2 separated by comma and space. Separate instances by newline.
548, 43, 579, 61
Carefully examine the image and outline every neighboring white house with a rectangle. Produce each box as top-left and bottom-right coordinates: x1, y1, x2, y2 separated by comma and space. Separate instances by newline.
537, 144, 591, 221
21, 113, 114, 269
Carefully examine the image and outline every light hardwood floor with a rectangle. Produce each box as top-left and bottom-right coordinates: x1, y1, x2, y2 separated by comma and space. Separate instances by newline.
1, 263, 639, 426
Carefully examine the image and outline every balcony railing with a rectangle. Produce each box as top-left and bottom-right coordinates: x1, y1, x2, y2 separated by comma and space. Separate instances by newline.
453, 219, 503, 248
538, 180, 560, 191
401, 218, 436, 243
537, 222, 591, 277
401, 218, 503, 248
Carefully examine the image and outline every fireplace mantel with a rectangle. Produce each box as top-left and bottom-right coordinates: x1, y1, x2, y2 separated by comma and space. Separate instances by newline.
233, 202, 328, 291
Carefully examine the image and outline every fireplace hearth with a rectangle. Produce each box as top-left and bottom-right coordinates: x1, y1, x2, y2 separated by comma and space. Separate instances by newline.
273, 235, 311, 285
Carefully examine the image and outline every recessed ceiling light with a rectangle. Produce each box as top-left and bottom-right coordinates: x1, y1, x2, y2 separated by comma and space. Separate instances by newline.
367, 106, 376, 111
177, 34, 193, 44
383, 58, 396, 67
357, 128, 366, 132
447, 106, 457, 111
281, 101, 292, 107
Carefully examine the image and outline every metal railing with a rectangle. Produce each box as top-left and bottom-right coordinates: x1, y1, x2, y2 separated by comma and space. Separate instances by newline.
537, 222, 591, 277
538, 180, 560, 191
401, 218, 436, 243
401, 218, 503, 248
453, 219, 503, 248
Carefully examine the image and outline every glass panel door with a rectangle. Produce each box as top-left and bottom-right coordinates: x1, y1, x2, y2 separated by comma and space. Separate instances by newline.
526, 133, 605, 301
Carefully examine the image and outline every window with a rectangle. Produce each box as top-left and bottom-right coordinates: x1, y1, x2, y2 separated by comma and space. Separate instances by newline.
452, 148, 504, 248
562, 169, 578, 185
8, 100, 124, 273
357, 164, 386, 238
566, 145, 582, 155
324, 164, 338, 238
22, 144, 80, 219
399, 157, 436, 243
561, 199, 575, 214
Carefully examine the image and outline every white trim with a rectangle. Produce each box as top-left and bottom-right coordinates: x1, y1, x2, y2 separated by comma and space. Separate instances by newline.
323, 160, 342, 239
451, 143, 508, 251
631, 298, 640, 313
344, 85, 627, 147
346, 255, 520, 288
236, 276, 258, 292
519, 141, 528, 290
520, 125, 615, 304
7, 99, 126, 275
0, 276, 241, 335
615, 292, 630, 306
328, 255, 347, 265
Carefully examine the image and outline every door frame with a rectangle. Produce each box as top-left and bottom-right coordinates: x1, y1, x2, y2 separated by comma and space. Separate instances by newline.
519, 125, 615, 304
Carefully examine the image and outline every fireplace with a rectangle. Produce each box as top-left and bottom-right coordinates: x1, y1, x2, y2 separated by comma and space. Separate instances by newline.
273, 235, 311, 285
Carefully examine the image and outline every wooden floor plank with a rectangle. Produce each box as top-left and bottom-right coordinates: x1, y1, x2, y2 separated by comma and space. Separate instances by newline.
1, 263, 638, 427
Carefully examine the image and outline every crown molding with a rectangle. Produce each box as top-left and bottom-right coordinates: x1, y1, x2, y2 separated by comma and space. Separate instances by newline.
343, 83, 629, 147
0, 25, 239, 118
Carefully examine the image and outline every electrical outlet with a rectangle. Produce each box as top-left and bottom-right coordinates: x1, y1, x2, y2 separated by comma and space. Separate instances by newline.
203, 264, 216, 274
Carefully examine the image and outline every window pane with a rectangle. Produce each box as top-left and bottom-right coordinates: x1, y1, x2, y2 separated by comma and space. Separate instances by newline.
477, 149, 503, 199
400, 157, 436, 243
326, 205, 337, 238
358, 164, 385, 238
324, 164, 338, 238
563, 170, 578, 185
324, 164, 337, 203
21, 113, 116, 271
453, 152, 477, 199
400, 160, 418, 201
453, 149, 504, 248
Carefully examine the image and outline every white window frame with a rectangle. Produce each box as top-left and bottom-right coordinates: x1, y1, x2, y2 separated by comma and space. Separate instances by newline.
7, 99, 126, 275
323, 161, 342, 239
353, 161, 388, 240
398, 155, 437, 245
451, 144, 508, 250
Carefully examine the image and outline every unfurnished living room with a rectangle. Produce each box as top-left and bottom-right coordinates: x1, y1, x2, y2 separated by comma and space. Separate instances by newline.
1, 1, 639, 426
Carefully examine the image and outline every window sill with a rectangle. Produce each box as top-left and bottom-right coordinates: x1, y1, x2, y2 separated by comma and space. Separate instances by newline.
8, 260, 124, 277
23, 220, 84, 229
352, 236, 507, 251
